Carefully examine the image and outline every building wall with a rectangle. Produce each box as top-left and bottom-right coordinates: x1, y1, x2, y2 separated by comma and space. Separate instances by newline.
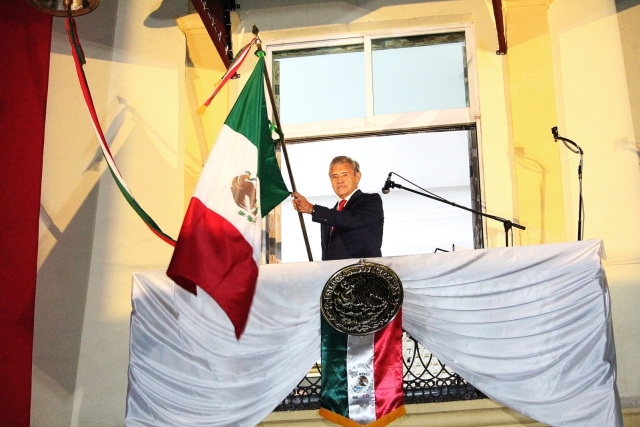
233, 0, 640, 414
31, 0, 640, 425
32, 1, 187, 426
548, 0, 640, 407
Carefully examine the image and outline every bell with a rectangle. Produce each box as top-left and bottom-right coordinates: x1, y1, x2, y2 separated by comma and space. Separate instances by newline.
27, 0, 100, 17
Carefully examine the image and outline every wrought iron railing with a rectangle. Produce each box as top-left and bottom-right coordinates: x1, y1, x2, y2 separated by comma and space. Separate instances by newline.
275, 332, 486, 411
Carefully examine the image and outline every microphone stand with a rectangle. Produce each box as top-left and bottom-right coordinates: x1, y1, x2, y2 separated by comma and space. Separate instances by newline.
384, 175, 525, 247
551, 127, 584, 241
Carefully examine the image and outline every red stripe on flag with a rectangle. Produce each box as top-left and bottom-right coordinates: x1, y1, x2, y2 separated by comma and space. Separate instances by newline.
167, 197, 258, 338
373, 309, 404, 420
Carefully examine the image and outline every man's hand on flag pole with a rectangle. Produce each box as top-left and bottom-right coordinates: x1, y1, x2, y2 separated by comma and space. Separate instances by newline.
292, 192, 313, 214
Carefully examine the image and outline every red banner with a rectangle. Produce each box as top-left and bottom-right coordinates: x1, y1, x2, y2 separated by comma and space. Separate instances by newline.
0, 3, 52, 426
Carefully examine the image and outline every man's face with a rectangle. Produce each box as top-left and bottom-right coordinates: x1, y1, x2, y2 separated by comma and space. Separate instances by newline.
330, 162, 361, 199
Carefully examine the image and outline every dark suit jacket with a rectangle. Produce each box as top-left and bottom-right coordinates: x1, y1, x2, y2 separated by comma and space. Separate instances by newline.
311, 189, 384, 261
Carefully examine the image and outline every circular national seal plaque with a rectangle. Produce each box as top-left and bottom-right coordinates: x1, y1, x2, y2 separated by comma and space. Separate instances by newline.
321, 260, 403, 335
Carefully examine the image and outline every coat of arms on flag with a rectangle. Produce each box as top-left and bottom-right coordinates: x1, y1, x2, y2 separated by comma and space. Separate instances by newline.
167, 53, 290, 339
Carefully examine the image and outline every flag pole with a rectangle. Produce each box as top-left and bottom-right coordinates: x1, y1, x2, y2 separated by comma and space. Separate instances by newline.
253, 26, 313, 262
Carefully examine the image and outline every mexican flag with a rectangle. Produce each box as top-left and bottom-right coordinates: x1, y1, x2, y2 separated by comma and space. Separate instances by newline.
320, 311, 406, 427
167, 55, 290, 339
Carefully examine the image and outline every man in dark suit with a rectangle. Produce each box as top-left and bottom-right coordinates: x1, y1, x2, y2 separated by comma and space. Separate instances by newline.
292, 156, 384, 261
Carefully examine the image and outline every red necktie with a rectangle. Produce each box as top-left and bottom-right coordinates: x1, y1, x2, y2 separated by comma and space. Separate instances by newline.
331, 199, 347, 234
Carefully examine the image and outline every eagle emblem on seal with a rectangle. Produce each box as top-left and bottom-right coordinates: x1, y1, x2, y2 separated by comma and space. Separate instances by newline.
321, 260, 403, 335
231, 171, 259, 222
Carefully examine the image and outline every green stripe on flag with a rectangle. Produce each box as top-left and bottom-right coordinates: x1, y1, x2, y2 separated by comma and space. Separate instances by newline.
321, 316, 350, 418
225, 56, 290, 216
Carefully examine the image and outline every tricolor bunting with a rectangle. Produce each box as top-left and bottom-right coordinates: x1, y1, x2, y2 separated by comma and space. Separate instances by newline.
320, 311, 406, 427
66, 17, 176, 246
167, 55, 290, 339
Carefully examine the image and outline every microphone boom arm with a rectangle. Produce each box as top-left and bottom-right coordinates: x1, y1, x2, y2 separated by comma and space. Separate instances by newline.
385, 180, 525, 247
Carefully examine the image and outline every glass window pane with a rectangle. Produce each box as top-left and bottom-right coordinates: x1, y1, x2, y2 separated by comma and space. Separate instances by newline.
280, 131, 474, 263
372, 33, 468, 115
274, 45, 366, 124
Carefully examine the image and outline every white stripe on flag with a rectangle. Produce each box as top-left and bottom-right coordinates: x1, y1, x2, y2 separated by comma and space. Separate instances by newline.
347, 334, 376, 424
194, 124, 261, 264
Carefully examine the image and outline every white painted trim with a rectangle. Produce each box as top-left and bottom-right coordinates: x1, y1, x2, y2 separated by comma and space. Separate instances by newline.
264, 22, 474, 51
269, 36, 364, 53
464, 24, 481, 121
364, 36, 374, 124
474, 118, 490, 248
281, 108, 472, 139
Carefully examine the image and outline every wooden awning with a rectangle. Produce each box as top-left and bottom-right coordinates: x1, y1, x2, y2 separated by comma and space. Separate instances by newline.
189, 0, 236, 68
191, 0, 507, 69
491, 0, 507, 54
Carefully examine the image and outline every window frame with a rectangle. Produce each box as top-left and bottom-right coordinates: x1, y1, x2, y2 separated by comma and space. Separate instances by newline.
262, 24, 487, 262
265, 23, 480, 138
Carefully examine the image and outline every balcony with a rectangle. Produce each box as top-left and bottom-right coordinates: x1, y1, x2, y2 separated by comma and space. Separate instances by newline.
275, 332, 485, 412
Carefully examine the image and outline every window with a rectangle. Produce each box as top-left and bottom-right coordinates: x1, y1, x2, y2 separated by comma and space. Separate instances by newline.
274, 44, 366, 124
266, 27, 482, 263
371, 33, 468, 115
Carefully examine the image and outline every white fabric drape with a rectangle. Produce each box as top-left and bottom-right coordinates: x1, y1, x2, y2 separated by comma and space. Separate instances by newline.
126, 240, 622, 427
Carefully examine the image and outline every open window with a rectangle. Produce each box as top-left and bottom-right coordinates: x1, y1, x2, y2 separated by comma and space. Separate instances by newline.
265, 27, 483, 263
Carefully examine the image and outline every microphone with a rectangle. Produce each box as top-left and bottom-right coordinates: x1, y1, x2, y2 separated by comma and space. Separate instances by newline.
551, 126, 559, 141
382, 173, 393, 194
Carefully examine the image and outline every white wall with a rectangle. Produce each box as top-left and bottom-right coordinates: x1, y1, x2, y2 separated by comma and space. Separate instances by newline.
33, 1, 187, 425
549, 0, 640, 406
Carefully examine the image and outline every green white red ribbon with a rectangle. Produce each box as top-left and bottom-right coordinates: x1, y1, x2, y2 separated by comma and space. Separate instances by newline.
198, 37, 259, 113
320, 313, 405, 426
65, 17, 177, 246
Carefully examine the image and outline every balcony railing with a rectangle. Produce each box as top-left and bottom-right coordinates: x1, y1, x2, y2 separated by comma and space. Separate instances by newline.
275, 332, 486, 411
